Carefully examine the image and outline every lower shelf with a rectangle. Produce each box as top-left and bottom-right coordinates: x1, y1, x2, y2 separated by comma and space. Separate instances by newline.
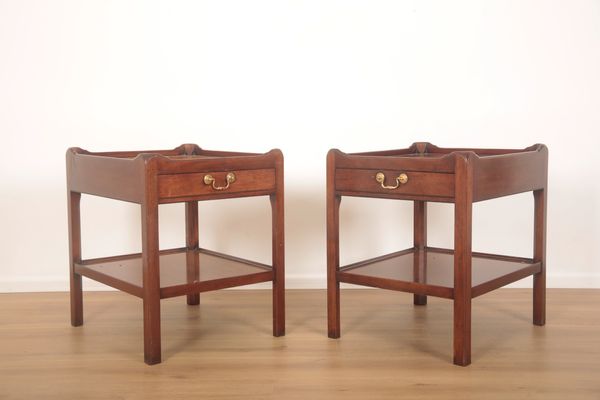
74, 248, 273, 299
337, 247, 541, 299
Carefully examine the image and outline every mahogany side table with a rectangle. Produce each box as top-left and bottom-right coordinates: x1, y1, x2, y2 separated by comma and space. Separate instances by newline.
66, 144, 285, 364
326, 142, 548, 366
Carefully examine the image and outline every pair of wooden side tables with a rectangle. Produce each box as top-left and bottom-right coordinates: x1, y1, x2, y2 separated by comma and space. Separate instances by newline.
66, 142, 547, 366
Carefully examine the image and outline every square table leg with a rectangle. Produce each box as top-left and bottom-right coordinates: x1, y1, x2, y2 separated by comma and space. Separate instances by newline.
453, 155, 473, 366
413, 200, 427, 306
533, 188, 547, 326
142, 166, 161, 365
271, 181, 285, 337
327, 195, 341, 338
68, 191, 83, 327
185, 201, 200, 306
327, 150, 341, 338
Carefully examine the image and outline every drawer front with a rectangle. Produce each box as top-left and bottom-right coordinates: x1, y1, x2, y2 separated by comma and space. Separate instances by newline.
335, 169, 454, 198
158, 169, 276, 199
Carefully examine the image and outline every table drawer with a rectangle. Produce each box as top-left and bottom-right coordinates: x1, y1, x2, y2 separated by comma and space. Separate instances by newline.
335, 169, 454, 198
158, 169, 276, 199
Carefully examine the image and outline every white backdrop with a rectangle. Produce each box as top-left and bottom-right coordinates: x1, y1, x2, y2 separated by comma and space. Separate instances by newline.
1, 0, 599, 291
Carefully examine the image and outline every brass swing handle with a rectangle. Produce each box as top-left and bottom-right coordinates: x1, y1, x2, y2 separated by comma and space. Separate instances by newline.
203, 172, 236, 191
375, 172, 408, 189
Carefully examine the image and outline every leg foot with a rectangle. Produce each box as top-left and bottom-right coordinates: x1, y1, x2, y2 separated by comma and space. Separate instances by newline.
70, 273, 83, 326
413, 294, 427, 306
273, 280, 285, 337
453, 297, 471, 366
327, 284, 341, 339
187, 294, 200, 306
143, 292, 161, 365
533, 273, 545, 326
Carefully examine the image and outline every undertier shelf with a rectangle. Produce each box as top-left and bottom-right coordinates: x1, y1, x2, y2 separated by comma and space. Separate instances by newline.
74, 248, 273, 299
338, 247, 541, 299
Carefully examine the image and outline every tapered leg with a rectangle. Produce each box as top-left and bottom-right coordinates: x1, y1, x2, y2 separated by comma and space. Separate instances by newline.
453, 155, 473, 366
533, 189, 547, 326
68, 191, 83, 326
413, 200, 427, 305
185, 201, 200, 306
142, 193, 161, 365
271, 163, 285, 337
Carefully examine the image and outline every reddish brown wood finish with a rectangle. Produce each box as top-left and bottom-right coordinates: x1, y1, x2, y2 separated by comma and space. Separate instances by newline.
337, 248, 541, 299
141, 156, 161, 365
472, 147, 548, 201
158, 169, 275, 200
271, 150, 285, 336
67, 191, 83, 326
155, 151, 278, 174
453, 154, 473, 366
185, 201, 200, 306
73, 248, 274, 298
66, 149, 145, 203
413, 201, 427, 305
326, 143, 548, 366
327, 150, 341, 338
335, 169, 454, 200
66, 144, 285, 365
533, 188, 547, 326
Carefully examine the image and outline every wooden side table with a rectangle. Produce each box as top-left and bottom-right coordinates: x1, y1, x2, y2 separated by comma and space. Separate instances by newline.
66, 144, 285, 364
326, 142, 548, 366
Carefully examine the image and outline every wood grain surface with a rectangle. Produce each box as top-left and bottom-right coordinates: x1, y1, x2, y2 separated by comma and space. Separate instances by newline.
0, 289, 598, 399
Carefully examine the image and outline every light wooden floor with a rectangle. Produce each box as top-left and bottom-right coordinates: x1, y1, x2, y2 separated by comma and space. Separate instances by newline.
0, 289, 598, 399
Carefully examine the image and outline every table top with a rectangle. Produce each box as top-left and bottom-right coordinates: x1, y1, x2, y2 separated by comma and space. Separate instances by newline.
347, 142, 545, 158
68, 143, 264, 159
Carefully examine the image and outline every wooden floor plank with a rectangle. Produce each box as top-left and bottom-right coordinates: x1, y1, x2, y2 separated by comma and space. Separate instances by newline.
0, 289, 598, 399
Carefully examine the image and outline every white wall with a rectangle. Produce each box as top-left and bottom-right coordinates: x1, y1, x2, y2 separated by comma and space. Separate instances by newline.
1, 0, 599, 292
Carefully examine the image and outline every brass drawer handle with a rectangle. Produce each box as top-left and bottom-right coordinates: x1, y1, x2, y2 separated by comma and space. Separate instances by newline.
375, 172, 408, 189
203, 172, 236, 191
